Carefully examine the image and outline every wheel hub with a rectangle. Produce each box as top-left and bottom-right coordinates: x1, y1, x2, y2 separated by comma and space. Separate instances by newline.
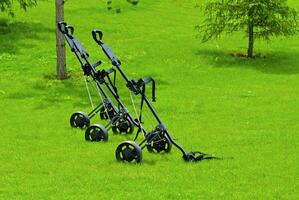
75, 116, 84, 125
119, 121, 129, 132
152, 139, 166, 152
90, 130, 100, 140
122, 147, 133, 161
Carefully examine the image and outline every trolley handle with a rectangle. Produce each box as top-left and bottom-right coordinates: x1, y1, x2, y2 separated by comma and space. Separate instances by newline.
92, 29, 103, 44
65, 25, 74, 38
91, 30, 120, 65
57, 21, 74, 38
57, 21, 67, 34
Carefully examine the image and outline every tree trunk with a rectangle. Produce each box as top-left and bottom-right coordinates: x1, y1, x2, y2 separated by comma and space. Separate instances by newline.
55, 0, 67, 79
247, 22, 254, 58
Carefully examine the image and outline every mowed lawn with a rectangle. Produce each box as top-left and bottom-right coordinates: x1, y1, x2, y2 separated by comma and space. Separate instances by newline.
0, 0, 298, 199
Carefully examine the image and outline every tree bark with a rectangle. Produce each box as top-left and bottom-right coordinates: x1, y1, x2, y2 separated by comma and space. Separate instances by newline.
247, 22, 254, 58
55, 0, 67, 79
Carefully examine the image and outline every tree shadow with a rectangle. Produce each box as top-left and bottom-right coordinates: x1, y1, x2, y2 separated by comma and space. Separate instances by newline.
195, 49, 299, 75
0, 19, 53, 54
6, 72, 91, 109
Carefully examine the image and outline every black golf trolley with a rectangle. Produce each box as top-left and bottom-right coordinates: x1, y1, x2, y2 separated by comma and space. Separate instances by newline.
58, 21, 217, 163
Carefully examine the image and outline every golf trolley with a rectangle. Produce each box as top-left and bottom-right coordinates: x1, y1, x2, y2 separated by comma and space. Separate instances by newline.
58, 22, 141, 142
58, 21, 217, 163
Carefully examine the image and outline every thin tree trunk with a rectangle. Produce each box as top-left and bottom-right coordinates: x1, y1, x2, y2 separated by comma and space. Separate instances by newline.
247, 22, 254, 58
55, 0, 67, 79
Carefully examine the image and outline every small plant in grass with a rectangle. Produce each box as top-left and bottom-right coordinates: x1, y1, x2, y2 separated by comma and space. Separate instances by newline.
106, 0, 139, 13
197, 0, 299, 58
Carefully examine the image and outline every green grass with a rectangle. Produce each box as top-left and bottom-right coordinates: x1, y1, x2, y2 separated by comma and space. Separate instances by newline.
0, 0, 298, 199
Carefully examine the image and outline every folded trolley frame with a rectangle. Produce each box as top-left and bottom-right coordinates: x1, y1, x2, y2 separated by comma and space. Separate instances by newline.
58, 21, 216, 163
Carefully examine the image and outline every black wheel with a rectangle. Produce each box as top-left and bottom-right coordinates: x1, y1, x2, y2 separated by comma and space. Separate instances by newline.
147, 134, 172, 153
85, 124, 108, 142
99, 105, 117, 120
112, 118, 134, 134
70, 112, 90, 129
115, 141, 142, 163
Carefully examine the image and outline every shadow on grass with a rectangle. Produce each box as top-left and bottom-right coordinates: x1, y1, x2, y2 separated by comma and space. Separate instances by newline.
0, 19, 53, 54
195, 49, 299, 75
108, 157, 157, 165
6, 72, 90, 109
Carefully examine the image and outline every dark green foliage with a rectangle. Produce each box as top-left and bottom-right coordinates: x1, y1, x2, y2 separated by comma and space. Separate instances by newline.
106, 0, 139, 12
127, 0, 139, 6
0, 0, 37, 16
198, 0, 299, 57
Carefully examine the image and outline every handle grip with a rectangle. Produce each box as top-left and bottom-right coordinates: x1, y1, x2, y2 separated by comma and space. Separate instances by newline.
65, 25, 74, 38
92, 29, 103, 43
57, 21, 67, 34
57, 21, 74, 38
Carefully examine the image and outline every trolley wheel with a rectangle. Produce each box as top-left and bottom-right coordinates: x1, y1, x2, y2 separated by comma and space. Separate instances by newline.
85, 124, 108, 142
115, 141, 142, 163
70, 112, 90, 129
112, 118, 134, 134
147, 134, 172, 153
99, 106, 116, 120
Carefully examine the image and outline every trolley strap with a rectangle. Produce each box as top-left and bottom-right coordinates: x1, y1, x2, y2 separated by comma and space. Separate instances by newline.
137, 76, 156, 122
106, 68, 118, 97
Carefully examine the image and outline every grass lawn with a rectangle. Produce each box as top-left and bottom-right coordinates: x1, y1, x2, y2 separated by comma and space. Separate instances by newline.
0, 0, 298, 199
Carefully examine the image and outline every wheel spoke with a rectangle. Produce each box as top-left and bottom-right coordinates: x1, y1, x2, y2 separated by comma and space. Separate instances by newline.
120, 151, 124, 159
164, 143, 168, 150
90, 129, 95, 134
128, 145, 134, 150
